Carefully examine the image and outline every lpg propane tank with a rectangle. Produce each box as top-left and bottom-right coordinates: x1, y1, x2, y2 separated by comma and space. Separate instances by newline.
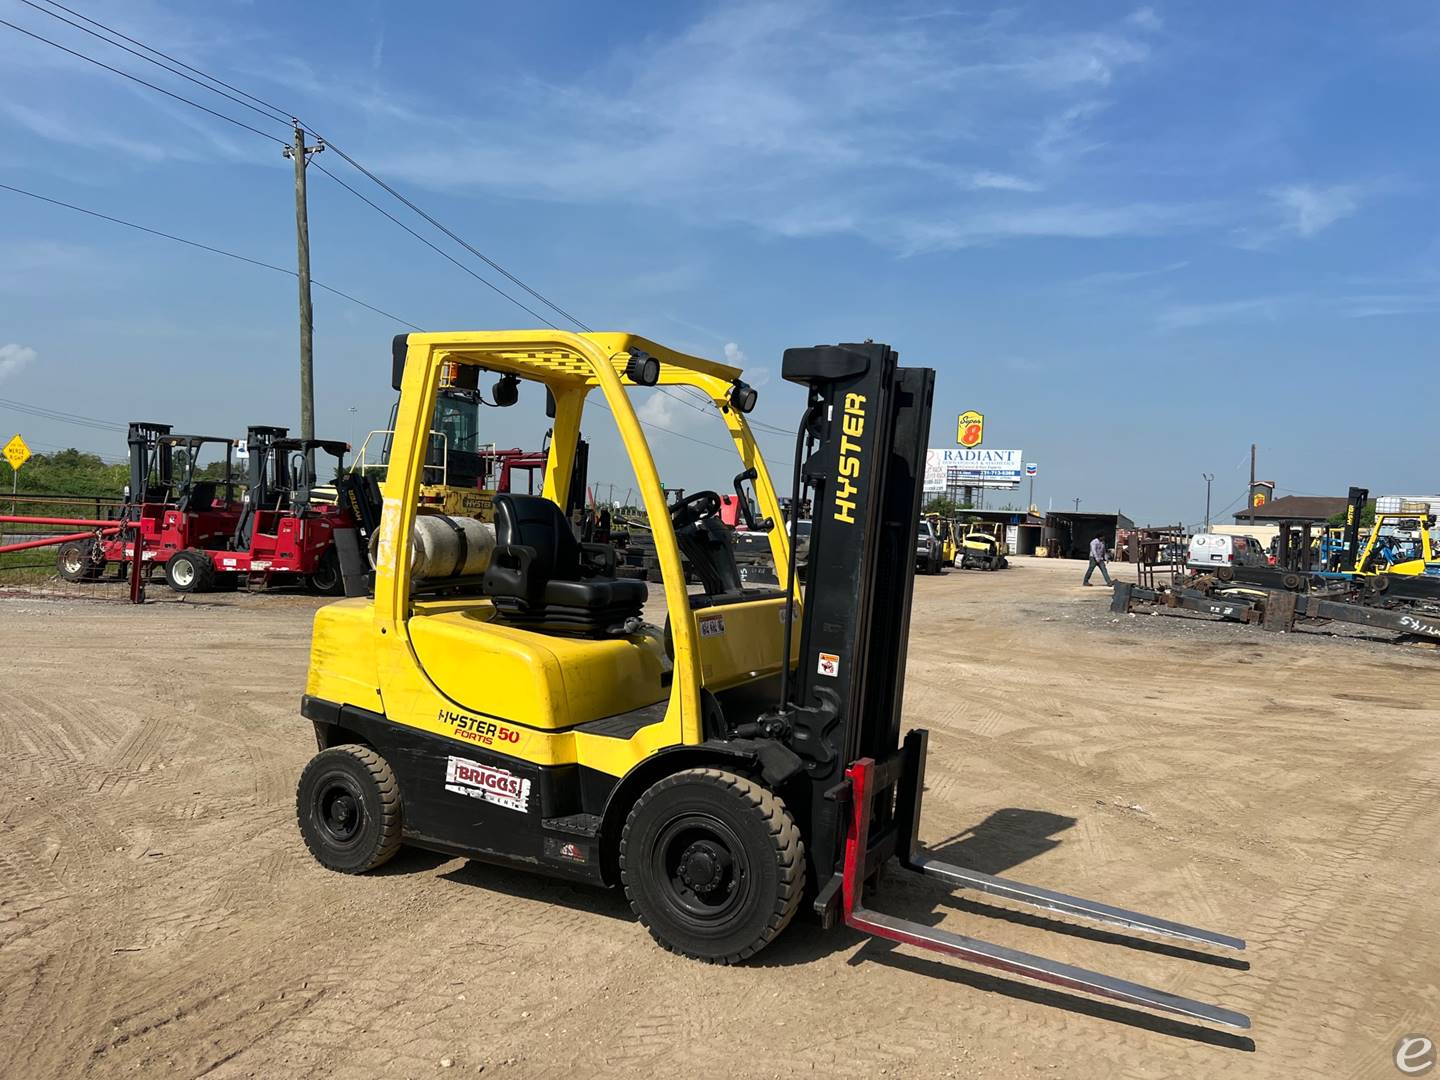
378, 514, 496, 580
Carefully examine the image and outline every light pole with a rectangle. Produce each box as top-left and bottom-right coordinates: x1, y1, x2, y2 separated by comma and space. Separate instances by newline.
1073, 497, 1081, 513
1202, 473, 1214, 531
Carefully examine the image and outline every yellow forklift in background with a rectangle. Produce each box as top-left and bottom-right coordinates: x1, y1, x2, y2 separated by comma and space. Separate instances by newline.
294, 330, 1248, 1028
958, 521, 1009, 571
926, 513, 960, 567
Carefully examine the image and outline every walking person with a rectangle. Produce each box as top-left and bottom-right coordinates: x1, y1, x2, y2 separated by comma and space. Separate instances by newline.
1082, 534, 1112, 586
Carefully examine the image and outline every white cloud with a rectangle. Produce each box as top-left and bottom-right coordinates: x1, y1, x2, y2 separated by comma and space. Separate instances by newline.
968, 170, 1043, 192
1033, 100, 1111, 168
1125, 7, 1164, 33
893, 201, 1220, 254
1272, 183, 1362, 237
330, 2, 1166, 252
1340, 293, 1440, 318
1069, 260, 1190, 288
723, 342, 769, 386
637, 390, 679, 428
0, 344, 36, 382
1154, 297, 1288, 331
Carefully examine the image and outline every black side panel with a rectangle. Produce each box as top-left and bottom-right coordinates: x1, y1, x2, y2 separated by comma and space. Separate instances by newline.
309, 698, 607, 884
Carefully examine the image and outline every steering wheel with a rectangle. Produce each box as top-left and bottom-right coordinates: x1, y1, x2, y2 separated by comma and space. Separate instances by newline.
670, 490, 723, 529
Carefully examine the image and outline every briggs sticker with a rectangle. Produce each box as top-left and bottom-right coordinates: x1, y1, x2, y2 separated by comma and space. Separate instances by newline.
445, 757, 531, 813
698, 614, 726, 638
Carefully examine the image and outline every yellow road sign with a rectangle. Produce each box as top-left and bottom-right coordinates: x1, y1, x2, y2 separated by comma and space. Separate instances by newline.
957, 411, 984, 448
3, 433, 31, 470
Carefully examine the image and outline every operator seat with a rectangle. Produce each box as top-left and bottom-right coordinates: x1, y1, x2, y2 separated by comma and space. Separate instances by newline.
484, 493, 646, 635
179, 480, 217, 513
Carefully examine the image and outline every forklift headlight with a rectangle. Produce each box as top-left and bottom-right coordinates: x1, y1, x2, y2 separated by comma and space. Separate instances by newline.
493, 374, 520, 407
625, 349, 661, 386
729, 380, 758, 414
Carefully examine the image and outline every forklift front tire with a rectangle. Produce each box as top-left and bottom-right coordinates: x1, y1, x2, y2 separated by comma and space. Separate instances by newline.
620, 768, 804, 964
308, 548, 344, 596
165, 549, 216, 593
296, 744, 403, 874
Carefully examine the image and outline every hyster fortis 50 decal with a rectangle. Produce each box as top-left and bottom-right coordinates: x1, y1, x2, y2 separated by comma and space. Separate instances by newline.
444, 757, 531, 813
440, 708, 521, 749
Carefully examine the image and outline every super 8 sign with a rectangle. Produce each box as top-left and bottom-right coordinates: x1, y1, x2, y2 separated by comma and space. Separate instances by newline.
957, 411, 984, 448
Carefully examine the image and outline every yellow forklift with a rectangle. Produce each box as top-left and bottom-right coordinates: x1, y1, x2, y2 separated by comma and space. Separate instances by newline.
295, 331, 1247, 1028
925, 513, 960, 567
958, 520, 1009, 571
350, 360, 501, 518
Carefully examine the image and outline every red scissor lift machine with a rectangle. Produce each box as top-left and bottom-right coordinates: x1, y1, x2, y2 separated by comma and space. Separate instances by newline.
771, 342, 1249, 1029
174, 425, 355, 594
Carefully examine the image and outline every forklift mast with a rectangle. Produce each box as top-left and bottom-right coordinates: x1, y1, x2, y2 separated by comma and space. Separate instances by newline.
125, 421, 174, 514
763, 342, 934, 906
235, 426, 291, 550
1342, 485, 1370, 570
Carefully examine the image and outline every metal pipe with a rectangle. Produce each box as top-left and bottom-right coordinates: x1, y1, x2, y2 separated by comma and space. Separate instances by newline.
0, 529, 118, 555
0, 515, 120, 527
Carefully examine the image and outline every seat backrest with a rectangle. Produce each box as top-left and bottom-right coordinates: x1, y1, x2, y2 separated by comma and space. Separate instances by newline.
181, 480, 218, 513
492, 493, 583, 582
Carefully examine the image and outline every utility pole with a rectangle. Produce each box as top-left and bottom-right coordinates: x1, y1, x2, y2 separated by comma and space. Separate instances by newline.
1073, 497, 1081, 513
284, 122, 324, 451
1203, 473, 1214, 531
1247, 442, 1256, 522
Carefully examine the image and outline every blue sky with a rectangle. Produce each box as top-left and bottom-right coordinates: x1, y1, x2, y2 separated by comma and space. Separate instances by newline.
1, 1, 1436, 524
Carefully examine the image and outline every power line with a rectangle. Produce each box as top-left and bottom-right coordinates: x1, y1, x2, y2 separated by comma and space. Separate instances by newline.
0, 188, 782, 463
10, 4, 775, 437
0, 182, 424, 330
309, 161, 556, 327
0, 395, 126, 432
0, 16, 287, 145
312, 139, 593, 333
16, 0, 588, 336
15, 0, 292, 128
28, 0, 294, 120
5, 4, 792, 466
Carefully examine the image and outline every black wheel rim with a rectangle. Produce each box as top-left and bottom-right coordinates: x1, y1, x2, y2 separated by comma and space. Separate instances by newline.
315, 776, 365, 847
651, 812, 752, 927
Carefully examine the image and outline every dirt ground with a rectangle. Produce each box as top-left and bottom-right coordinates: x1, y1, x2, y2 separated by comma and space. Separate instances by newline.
2, 557, 1438, 1079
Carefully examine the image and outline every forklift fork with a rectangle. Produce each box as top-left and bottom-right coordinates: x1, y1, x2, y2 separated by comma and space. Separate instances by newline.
841, 731, 1251, 1030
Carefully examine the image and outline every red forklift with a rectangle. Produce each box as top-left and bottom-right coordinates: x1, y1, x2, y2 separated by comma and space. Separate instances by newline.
165, 425, 356, 594
58, 422, 242, 583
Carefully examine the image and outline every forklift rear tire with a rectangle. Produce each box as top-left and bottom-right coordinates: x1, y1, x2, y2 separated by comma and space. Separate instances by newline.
620, 768, 804, 964
296, 744, 403, 874
165, 549, 216, 593
308, 548, 344, 596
